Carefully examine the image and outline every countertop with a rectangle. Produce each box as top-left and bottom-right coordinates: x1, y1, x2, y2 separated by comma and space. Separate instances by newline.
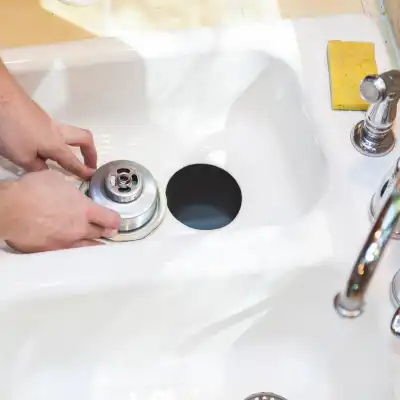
1, 0, 366, 48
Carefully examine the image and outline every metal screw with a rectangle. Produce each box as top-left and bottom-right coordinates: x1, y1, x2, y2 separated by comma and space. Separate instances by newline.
116, 172, 132, 188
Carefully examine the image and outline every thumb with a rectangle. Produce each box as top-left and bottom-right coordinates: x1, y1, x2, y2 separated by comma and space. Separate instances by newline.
23, 158, 48, 173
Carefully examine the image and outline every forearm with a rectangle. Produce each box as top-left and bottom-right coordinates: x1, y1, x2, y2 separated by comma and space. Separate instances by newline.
0, 61, 22, 240
0, 180, 17, 240
0, 59, 24, 110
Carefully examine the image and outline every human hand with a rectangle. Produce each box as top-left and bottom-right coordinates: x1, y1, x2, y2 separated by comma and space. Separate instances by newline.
0, 70, 96, 180
3, 170, 121, 253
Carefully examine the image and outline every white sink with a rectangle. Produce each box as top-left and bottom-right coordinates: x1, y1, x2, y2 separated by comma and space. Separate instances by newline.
0, 267, 393, 400
0, 14, 399, 400
11, 41, 327, 226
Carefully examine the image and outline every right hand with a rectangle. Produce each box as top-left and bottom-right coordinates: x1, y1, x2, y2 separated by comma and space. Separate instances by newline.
4, 170, 121, 253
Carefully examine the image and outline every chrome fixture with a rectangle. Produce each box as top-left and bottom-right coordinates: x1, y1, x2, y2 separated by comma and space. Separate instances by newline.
392, 308, 400, 335
391, 269, 400, 335
244, 393, 287, 400
391, 268, 400, 308
334, 166, 400, 335
351, 70, 400, 157
80, 160, 166, 242
370, 157, 400, 239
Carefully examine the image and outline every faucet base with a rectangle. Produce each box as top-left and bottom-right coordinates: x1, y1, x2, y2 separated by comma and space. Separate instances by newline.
351, 121, 395, 157
334, 293, 364, 318
391, 308, 400, 335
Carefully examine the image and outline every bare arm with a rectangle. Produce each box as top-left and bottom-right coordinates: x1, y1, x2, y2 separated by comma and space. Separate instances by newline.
0, 59, 22, 104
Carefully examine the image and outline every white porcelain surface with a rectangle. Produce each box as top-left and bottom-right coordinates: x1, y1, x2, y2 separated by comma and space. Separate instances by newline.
0, 14, 399, 400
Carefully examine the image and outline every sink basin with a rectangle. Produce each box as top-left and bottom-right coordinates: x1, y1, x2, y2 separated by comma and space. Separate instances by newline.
0, 265, 392, 399
12, 46, 327, 226
0, 14, 399, 400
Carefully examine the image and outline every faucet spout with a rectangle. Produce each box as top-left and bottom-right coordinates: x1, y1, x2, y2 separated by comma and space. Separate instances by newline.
334, 174, 400, 317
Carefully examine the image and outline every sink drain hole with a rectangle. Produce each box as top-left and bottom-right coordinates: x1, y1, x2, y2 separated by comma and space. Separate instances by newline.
166, 164, 242, 230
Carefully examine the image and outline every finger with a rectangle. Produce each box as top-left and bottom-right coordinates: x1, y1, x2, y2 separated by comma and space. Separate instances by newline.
6, 239, 54, 254
60, 124, 97, 169
85, 223, 106, 240
70, 239, 104, 249
85, 224, 118, 240
86, 202, 121, 230
23, 157, 48, 173
50, 146, 94, 180
5, 240, 29, 254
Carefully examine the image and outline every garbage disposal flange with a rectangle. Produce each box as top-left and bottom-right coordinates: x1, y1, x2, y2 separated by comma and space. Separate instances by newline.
80, 160, 166, 242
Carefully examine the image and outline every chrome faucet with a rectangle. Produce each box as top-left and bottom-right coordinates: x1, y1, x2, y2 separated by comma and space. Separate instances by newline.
351, 69, 400, 157
334, 169, 400, 334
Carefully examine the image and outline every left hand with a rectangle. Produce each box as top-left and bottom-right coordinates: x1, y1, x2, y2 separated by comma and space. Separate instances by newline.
0, 86, 97, 180
2, 170, 121, 253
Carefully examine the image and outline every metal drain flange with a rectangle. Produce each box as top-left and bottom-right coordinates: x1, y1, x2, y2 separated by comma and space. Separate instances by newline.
244, 393, 287, 400
80, 160, 166, 242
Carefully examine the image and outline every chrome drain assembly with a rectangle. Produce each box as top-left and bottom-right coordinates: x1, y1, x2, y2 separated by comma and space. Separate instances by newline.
80, 160, 166, 242
244, 393, 287, 400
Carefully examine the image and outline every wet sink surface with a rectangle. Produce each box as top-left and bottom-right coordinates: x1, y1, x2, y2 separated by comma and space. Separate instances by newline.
0, 14, 399, 400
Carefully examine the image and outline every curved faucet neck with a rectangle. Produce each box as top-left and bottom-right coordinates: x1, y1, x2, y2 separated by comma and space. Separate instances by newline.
334, 172, 400, 317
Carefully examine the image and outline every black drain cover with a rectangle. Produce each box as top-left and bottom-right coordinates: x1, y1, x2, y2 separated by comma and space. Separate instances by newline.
166, 163, 242, 230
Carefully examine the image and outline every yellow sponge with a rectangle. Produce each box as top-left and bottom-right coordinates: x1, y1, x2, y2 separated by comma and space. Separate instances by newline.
327, 40, 378, 110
